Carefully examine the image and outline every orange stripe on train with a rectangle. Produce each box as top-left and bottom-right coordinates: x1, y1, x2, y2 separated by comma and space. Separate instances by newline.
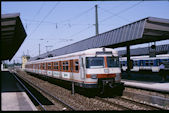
86, 74, 116, 78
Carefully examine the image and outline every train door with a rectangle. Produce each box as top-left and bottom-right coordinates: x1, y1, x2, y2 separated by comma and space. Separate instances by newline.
79, 56, 85, 80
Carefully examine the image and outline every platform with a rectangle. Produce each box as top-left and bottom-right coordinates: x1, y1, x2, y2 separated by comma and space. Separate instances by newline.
1, 71, 37, 111
122, 79, 169, 93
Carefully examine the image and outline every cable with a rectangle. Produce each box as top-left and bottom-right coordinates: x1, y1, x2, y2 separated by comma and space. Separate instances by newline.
22, 6, 94, 26
28, 2, 60, 38
22, 18, 94, 26
59, 6, 95, 23
98, 6, 131, 23
27, 2, 45, 32
99, 1, 143, 23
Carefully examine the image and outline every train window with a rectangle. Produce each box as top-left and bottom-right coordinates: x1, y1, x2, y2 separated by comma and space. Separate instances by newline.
33, 64, 35, 69
40, 63, 42, 69
65, 61, 69, 71
53, 62, 59, 70
47, 63, 51, 70
74, 60, 79, 72
62, 62, 66, 71
107, 56, 120, 67
122, 61, 126, 66
145, 60, 149, 66
149, 60, 154, 66
134, 61, 137, 66
140, 60, 144, 66
162, 59, 168, 63
38, 64, 40, 69
86, 57, 104, 68
42, 63, 46, 70
156, 59, 160, 66
59, 61, 62, 71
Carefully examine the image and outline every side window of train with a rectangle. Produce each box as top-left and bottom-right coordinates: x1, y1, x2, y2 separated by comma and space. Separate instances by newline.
62, 61, 65, 71
41, 63, 43, 69
149, 60, 154, 66
123, 61, 126, 66
42, 63, 45, 70
39, 64, 41, 69
48, 63, 52, 70
140, 60, 143, 66
134, 61, 138, 66
65, 61, 69, 71
156, 59, 160, 66
53, 62, 59, 70
59, 61, 62, 71
74, 60, 79, 72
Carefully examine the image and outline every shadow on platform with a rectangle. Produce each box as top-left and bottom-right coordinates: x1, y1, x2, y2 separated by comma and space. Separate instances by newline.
121, 72, 169, 83
1, 71, 25, 93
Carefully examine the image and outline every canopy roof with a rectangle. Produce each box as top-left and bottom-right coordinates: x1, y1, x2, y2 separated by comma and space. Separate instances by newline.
1, 13, 27, 61
30, 17, 169, 61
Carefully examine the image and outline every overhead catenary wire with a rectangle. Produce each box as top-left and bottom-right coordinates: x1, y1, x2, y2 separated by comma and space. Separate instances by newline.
28, 2, 60, 39
22, 6, 95, 27
99, 1, 143, 23
61, 2, 143, 42
59, 6, 95, 23
25, 2, 143, 57
27, 2, 45, 32
98, 6, 131, 23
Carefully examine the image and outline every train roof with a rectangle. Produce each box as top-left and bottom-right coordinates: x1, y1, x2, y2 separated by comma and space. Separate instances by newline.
1, 13, 27, 60
27, 48, 117, 64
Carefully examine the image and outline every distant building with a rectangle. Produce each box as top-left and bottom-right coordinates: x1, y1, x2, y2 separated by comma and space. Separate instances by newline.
22, 55, 30, 69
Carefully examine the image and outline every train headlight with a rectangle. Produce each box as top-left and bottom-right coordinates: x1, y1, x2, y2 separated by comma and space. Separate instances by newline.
91, 74, 97, 79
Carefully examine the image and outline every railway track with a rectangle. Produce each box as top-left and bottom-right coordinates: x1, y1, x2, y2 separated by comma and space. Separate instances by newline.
10, 71, 47, 111
95, 96, 166, 110
13, 68, 168, 111
95, 96, 132, 110
118, 96, 165, 110
13, 70, 76, 111
14, 69, 126, 110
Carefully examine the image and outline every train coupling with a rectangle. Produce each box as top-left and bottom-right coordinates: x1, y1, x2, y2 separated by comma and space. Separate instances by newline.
98, 78, 124, 95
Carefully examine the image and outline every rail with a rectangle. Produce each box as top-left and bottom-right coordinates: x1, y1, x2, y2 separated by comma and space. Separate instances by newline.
119, 96, 166, 110
10, 71, 47, 111
13, 70, 76, 111
95, 96, 132, 110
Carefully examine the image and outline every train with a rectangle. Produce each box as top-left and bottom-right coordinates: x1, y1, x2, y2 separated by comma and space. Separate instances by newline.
25, 48, 124, 94
120, 54, 169, 73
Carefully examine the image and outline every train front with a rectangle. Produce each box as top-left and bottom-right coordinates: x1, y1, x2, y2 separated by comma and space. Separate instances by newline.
84, 48, 124, 94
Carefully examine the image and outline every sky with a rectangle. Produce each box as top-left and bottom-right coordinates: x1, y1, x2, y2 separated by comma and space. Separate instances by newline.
1, 1, 169, 64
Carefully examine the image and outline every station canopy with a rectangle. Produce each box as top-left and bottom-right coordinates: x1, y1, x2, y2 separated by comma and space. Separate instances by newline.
1, 13, 27, 61
30, 17, 169, 61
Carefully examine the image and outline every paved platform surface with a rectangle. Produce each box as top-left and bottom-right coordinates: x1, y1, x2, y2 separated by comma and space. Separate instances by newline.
1, 71, 37, 111
122, 79, 169, 93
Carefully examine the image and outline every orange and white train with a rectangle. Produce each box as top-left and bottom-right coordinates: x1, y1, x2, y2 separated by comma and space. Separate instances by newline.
25, 48, 124, 92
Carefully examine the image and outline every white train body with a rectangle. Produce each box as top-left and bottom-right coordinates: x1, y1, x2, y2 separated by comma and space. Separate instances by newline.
25, 48, 123, 89
120, 54, 169, 72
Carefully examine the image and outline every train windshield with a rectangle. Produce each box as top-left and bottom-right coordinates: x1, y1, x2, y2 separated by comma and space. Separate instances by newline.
86, 57, 104, 68
107, 56, 120, 67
